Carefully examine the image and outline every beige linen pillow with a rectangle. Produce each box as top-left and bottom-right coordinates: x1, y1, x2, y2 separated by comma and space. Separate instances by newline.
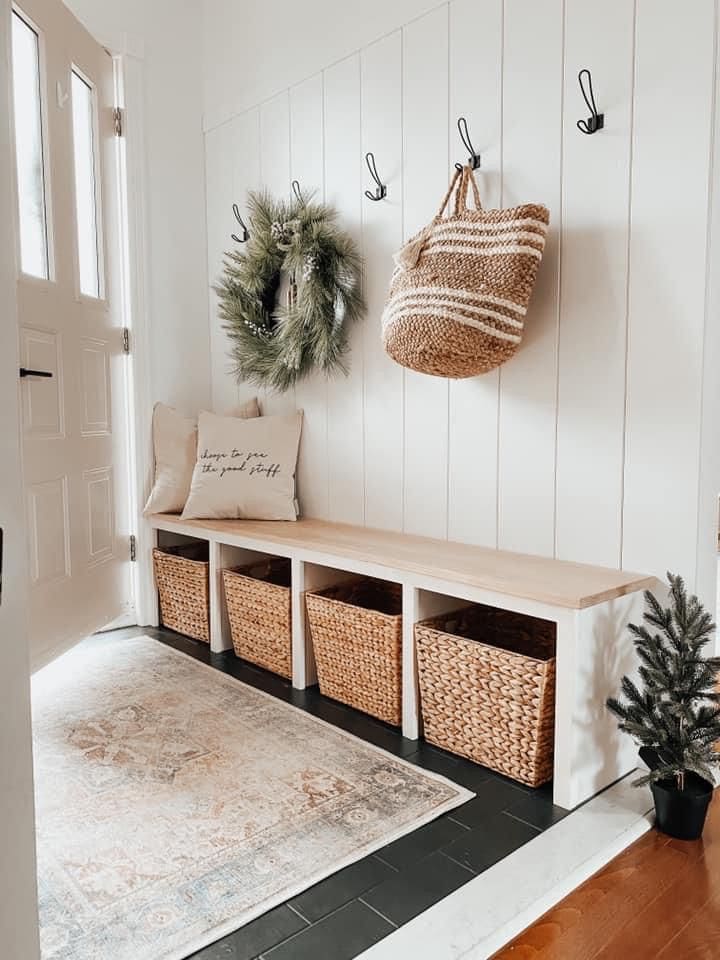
181, 410, 303, 521
231, 396, 261, 419
143, 399, 260, 515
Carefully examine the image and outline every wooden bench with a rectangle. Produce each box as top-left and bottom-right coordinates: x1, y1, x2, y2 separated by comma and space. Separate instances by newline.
148, 514, 657, 810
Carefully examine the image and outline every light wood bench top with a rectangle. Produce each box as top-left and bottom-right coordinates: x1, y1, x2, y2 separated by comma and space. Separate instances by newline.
149, 514, 655, 610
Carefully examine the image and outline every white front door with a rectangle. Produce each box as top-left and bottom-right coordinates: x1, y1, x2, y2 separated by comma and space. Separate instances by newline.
10, 0, 132, 668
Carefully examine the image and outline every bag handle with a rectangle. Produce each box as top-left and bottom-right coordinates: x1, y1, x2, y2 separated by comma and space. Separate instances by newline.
435, 165, 464, 219
435, 164, 482, 221
394, 164, 482, 271
454, 164, 482, 214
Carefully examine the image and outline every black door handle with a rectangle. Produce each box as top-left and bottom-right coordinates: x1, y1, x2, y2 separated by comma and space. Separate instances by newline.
19, 368, 53, 379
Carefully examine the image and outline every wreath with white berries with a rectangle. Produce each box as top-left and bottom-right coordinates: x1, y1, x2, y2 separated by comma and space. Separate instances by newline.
215, 189, 364, 393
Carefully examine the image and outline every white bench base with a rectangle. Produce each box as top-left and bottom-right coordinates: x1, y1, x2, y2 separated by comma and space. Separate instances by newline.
149, 515, 655, 810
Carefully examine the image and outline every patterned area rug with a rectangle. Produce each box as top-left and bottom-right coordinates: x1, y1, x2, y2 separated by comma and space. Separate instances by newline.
33, 635, 471, 960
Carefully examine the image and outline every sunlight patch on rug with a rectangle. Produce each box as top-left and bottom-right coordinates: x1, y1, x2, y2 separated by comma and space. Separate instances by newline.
32, 635, 472, 960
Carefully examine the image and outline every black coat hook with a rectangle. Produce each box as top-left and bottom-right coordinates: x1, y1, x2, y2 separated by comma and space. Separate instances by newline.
364, 152, 387, 201
577, 68, 604, 134
457, 117, 481, 170
231, 202, 248, 243
291, 179, 303, 202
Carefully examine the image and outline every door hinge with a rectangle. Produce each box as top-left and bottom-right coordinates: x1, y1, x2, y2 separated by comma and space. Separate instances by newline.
129, 534, 137, 562
113, 106, 124, 137
122, 327, 130, 354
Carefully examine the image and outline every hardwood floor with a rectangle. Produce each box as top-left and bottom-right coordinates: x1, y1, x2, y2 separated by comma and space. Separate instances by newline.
494, 790, 720, 959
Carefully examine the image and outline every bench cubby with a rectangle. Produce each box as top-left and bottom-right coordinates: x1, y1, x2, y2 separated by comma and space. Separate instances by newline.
223, 556, 292, 677
153, 535, 210, 642
305, 575, 403, 726
415, 601, 557, 786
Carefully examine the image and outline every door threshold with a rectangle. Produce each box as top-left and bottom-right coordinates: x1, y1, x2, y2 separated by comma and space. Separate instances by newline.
356, 775, 653, 960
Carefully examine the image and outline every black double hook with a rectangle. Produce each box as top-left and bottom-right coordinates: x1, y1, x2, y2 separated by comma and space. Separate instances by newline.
231, 203, 248, 243
291, 179, 303, 202
364, 152, 387, 201
577, 68, 604, 134
455, 116, 481, 172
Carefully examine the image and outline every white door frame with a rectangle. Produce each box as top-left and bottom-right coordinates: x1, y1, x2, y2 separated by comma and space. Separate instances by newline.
110, 46, 158, 629
75, 31, 156, 631
0, 1, 40, 955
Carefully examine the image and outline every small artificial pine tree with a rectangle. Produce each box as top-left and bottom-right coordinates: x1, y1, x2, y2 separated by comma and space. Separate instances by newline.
607, 572, 720, 791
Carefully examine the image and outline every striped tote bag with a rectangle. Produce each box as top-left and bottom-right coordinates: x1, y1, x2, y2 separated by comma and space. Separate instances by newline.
382, 164, 549, 378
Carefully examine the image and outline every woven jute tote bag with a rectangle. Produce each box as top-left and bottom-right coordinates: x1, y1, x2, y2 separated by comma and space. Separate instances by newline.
382, 164, 550, 377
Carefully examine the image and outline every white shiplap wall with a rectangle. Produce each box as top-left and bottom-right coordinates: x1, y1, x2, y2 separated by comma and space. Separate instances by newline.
202, 0, 719, 604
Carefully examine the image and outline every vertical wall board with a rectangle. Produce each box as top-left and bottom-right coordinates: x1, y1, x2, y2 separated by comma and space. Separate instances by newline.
622, 0, 714, 583
204, 122, 238, 412
259, 91, 296, 417
259, 90, 291, 195
402, 6, 450, 539
696, 9, 720, 616
324, 55, 365, 525
290, 76, 324, 193
202, 0, 236, 123
290, 74, 329, 519
555, 0, 634, 568
228, 108, 261, 408
361, 32, 404, 532
498, 0, 564, 558
447, 0, 503, 547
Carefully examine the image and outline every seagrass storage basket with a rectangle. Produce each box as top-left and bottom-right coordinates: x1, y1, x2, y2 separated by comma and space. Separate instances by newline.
153, 544, 210, 643
382, 164, 549, 378
222, 558, 292, 678
415, 605, 556, 787
305, 578, 403, 725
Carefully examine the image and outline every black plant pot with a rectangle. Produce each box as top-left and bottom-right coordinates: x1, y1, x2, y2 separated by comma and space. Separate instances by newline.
651, 773, 714, 841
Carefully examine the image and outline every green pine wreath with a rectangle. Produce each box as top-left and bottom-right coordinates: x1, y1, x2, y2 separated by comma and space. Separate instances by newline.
216, 189, 364, 392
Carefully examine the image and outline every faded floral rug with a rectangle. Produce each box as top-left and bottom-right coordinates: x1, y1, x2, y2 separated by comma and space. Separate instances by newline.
33, 635, 471, 960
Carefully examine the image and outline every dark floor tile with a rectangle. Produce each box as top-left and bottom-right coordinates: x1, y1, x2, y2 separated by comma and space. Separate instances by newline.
289, 686, 321, 711
361, 851, 474, 926
302, 692, 356, 725
188, 904, 307, 960
375, 815, 468, 870
448, 777, 528, 829
441, 810, 540, 874
99, 625, 151, 640
491, 773, 556, 798
505, 792, 568, 831
299, 695, 414, 757
223, 658, 293, 700
261, 900, 394, 960
340, 713, 418, 759
289, 855, 396, 923
405, 743, 493, 791
153, 628, 214, 663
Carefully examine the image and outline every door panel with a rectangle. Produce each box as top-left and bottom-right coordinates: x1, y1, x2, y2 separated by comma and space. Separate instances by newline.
11, 0, 132, 666
84, 466, 114, 563
80, 338, 111, 435
20, 327, 64, 436
27, 476, 70, 584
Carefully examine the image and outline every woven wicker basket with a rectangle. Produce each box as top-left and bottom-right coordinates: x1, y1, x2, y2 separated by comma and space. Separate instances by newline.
383, 164, 549, 378
415, 605, 556, 787
305, 579, 403, 725
223, 558, 292, 678
153, 546, 210, 643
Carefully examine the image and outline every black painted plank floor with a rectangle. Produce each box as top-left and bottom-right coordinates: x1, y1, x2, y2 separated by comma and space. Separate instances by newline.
115, 627, 567, 960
